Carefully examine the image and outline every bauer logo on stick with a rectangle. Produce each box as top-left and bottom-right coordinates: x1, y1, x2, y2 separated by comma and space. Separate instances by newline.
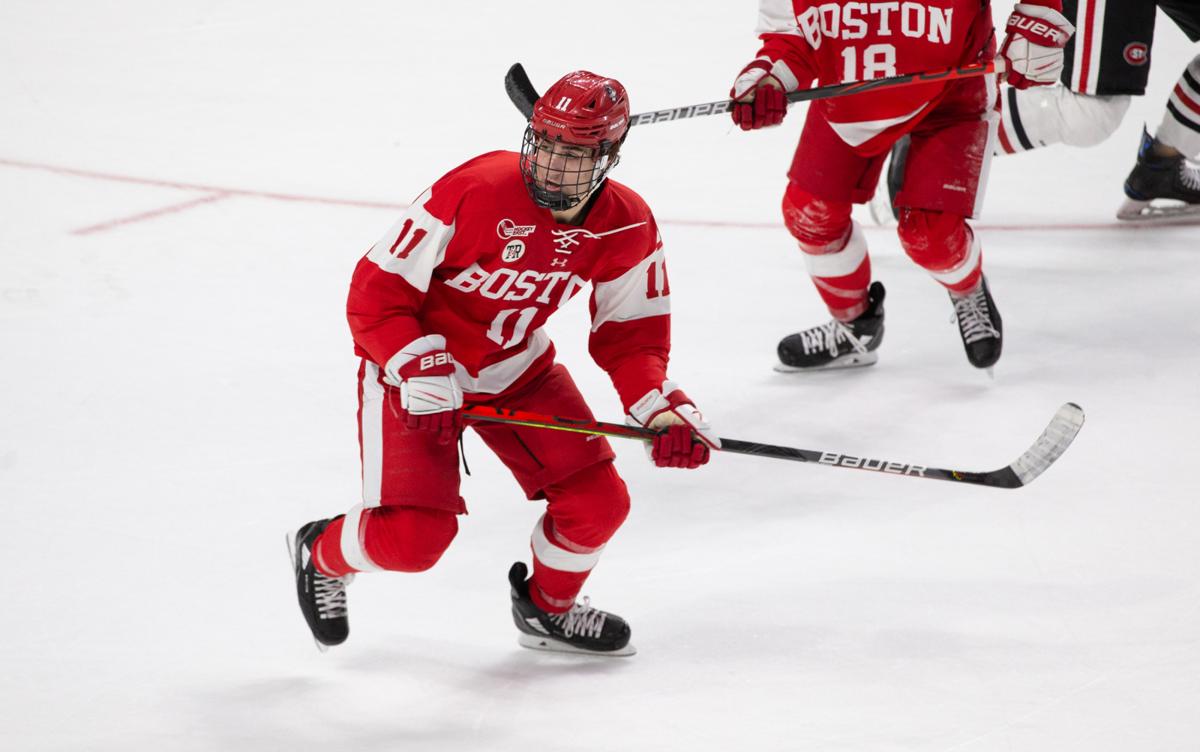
818, 452, 928, 476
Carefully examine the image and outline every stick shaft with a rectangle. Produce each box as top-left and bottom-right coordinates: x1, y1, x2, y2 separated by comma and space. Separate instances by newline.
504, 60, 1003, 128
462, 406, 1022, 489
626, 60, 1002, 126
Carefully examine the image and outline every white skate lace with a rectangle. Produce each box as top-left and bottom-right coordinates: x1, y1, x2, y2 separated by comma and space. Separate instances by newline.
798, 320, 869, 358
549, 596, 607, 640
951, 288, 999, 344
314, 572, 352, 620
1179, 161, 1200, 191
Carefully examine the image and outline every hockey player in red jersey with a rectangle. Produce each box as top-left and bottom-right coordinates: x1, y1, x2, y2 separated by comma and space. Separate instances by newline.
287, 71, 717, 656
730, 1, 1074, 372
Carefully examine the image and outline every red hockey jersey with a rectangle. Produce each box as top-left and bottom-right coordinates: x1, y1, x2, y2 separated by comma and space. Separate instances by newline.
749, 1, 1056, 154
347, 151, 671, 411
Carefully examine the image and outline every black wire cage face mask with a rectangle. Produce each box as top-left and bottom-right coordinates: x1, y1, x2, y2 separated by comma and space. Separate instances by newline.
519, 126, 619, 210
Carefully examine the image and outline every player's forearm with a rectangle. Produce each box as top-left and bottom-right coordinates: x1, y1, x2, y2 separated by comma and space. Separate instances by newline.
347, 310, 427, 371
346, 268, 429, 372
599, 350, 670, 412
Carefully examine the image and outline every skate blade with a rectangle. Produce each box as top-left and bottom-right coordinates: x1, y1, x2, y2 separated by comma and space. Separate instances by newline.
517, 633, 637, 657
1116, 197, 1200, 224
774, 351, 878, 373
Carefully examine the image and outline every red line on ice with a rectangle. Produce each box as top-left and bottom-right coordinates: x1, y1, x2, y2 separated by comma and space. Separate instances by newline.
0, 157, 406, 211
0, 156, 1154, 234
71, 193, 233, 235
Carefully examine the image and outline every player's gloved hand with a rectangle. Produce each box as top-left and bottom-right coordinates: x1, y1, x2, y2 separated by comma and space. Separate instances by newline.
385, 336, 463, 444
1000, 3, 1075, 90
628, 381, 720, 469
730, 60, 788, 130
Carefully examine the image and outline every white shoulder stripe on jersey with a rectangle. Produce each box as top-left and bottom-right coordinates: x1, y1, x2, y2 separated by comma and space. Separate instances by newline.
591, 247, 671, 333
755, 0, 803, 36
366, 187, 454, 293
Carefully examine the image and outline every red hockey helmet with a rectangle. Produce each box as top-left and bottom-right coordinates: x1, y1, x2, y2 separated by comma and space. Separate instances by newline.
520, 71, 631, 210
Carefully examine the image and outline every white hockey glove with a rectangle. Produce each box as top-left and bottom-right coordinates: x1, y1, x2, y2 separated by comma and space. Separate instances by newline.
1000, 4, 1076, 90
627, 381, 719, 469
384, 335, 463, 444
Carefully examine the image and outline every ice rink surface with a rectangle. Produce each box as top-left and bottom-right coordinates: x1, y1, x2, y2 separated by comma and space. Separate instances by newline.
3, 2, 1198, 750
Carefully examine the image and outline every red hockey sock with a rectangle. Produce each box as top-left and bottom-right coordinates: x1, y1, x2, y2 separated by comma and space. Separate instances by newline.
783, 184, 872, 320
313, 506, 458, 577
897, 208, 982, 295
529, 461, 629, 613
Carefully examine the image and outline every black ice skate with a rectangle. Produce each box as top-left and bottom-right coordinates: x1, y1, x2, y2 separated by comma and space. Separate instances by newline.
508, 562, 635, 657
287, 518, 352, 650
949, 275, 1002, 371
776, 281, 886, 372
1118, 127, 1200, 223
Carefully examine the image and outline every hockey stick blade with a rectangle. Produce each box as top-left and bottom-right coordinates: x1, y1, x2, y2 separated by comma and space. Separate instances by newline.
463, 401, 1084, 490
988, 401, 1086, 488
505, 63, 538, 120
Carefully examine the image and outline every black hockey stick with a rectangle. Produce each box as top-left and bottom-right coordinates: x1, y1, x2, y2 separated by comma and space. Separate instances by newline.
505, 59, 1006, 126
464, 401, 1083, 490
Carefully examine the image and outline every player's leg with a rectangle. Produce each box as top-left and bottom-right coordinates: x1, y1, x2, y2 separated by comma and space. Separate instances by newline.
289, 359, 465, 648
774, 110, 887, 372
1119, 45, 1200, 219
473, 364, 633, 654
508, 461, 633, 655
1154, 54, 1200, 153
895, 75, 1003, 370
997, 86, 1130, 153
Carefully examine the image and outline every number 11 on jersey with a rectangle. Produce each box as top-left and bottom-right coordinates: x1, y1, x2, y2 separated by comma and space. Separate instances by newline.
486, 307, 539, 349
